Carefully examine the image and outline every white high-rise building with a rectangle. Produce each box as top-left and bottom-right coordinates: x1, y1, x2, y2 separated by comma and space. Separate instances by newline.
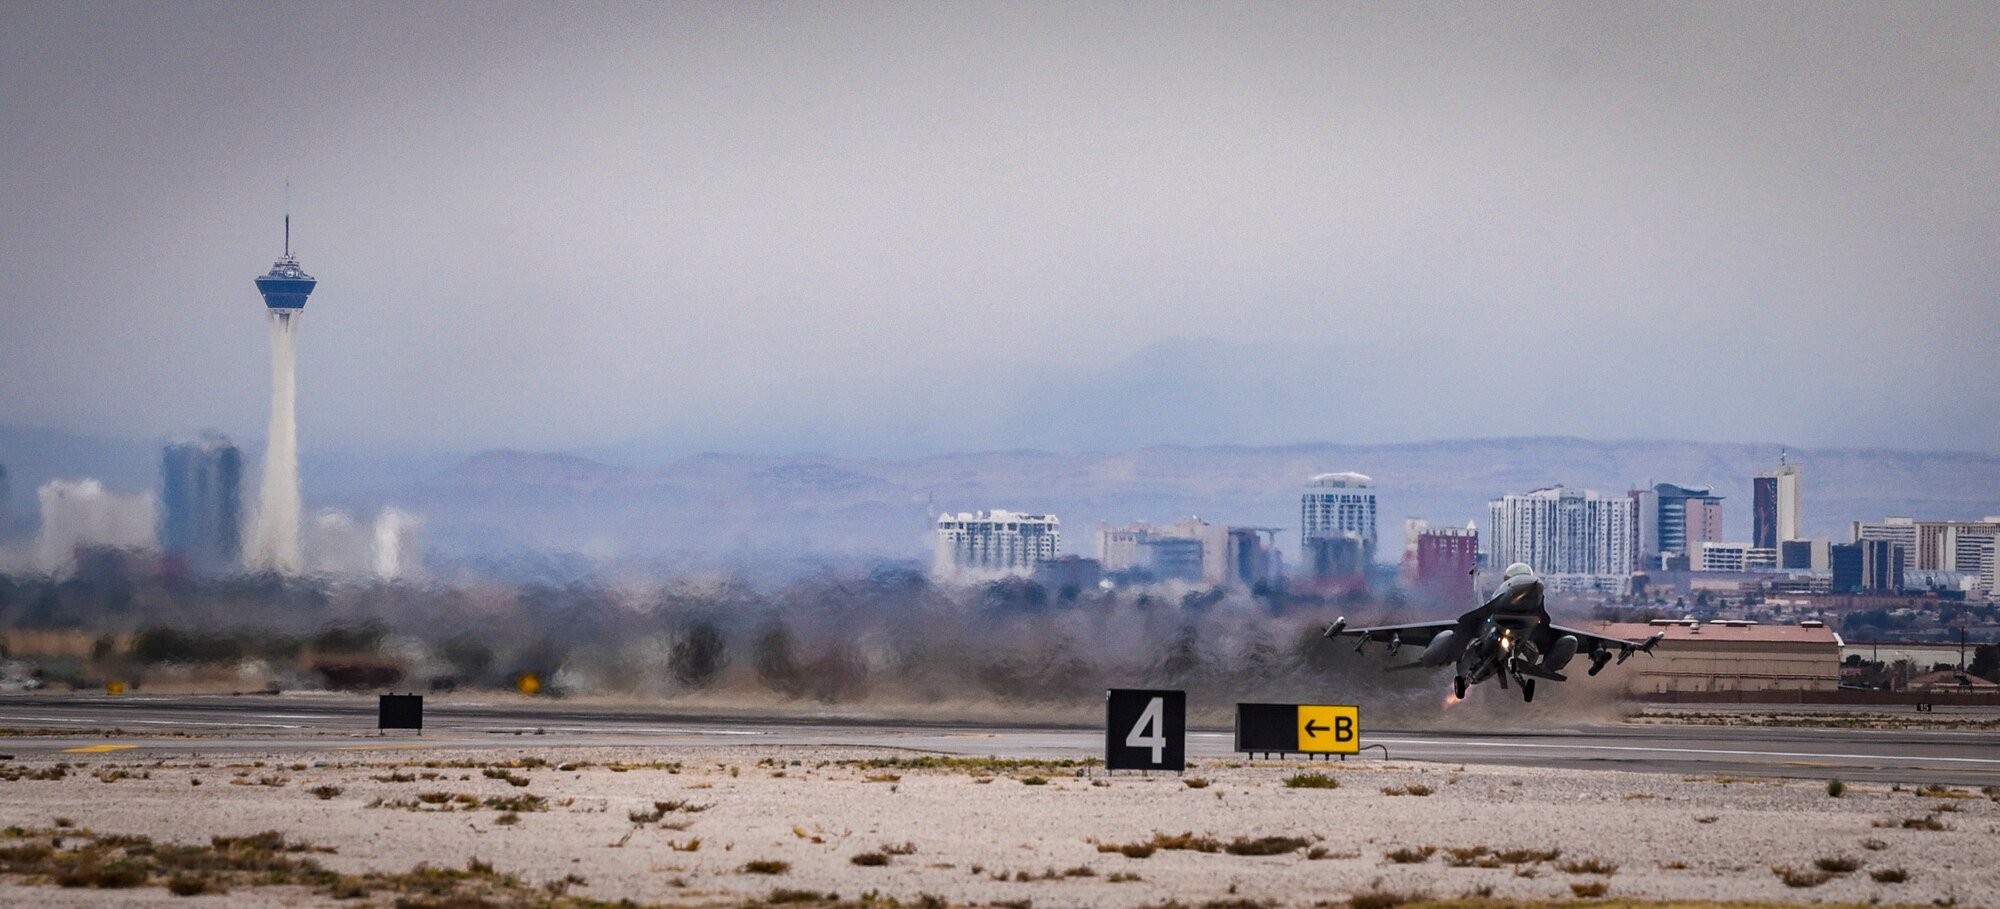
35, 479, 157, 574
1486, 486, 1634, 592
1301, 472, 1377, 567
934, 510, 1060, 577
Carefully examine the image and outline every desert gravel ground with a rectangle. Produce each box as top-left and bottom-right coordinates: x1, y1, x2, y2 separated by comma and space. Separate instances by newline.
2, 744, 1995, 907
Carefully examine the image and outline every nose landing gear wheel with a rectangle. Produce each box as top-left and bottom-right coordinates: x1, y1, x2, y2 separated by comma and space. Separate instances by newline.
1453, 676, 1468, 699
1521, 679, 1536, 703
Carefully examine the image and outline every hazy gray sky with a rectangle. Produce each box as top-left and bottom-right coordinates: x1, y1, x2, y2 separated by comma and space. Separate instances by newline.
3, 1, 1996, 458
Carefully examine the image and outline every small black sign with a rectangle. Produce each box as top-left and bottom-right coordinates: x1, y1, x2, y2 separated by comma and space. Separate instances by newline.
1234, 702, 1298, 753
1105, 688, 1185, 771
379, 694, 424, 731
1916, 702, 1933, 713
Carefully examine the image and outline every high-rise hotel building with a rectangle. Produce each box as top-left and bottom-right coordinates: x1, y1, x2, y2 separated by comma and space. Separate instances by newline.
1486, 486, 1634, 592
934, 510, 1060, 577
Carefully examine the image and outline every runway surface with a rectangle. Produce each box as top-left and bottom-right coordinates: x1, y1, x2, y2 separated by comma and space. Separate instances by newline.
2, 694, 1997, 786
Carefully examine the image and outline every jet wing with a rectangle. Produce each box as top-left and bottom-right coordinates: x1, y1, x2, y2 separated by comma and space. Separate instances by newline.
1322, 619, 1459, 646
1546, 623, 1668, 670
1548, 624, 1662, 651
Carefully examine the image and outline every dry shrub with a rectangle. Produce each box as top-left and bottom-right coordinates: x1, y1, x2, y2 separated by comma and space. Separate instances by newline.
1224, 836, 1309, 856
1558, 857, 1617, 875
1384, 845, 1435, 864
1348, 889, 1428, 909
1569, 881, 1609, 898
1774, 865, 1833, 888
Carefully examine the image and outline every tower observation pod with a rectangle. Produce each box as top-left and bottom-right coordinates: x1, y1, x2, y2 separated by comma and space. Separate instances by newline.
247, 216, 317, 574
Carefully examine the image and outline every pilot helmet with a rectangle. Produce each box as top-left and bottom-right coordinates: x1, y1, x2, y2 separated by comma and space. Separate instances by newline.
1502, 562, 1533, 580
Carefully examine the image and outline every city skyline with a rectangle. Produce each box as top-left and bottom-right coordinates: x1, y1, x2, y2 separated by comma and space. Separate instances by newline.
3, 3, 1998, 459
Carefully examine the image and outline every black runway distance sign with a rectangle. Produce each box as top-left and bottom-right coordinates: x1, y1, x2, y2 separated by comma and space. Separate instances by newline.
1105, 688, 1185, 771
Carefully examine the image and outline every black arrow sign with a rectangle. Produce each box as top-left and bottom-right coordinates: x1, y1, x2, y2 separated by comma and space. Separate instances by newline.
1304, 719, 1326, 738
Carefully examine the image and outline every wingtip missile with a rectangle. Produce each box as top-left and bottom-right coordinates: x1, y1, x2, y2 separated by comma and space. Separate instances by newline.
1617, 631, 1667, 664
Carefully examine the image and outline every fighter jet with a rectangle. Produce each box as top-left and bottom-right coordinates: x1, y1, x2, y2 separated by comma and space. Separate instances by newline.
1321, 563, 1664, 702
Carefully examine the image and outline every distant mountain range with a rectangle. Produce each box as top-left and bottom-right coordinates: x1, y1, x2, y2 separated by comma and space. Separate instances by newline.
6, 425, 1998, 576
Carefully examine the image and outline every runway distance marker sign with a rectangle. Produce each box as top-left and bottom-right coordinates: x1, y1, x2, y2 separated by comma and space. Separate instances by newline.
378, 694, 424, 731
1235, 703, 1360, 755
1105, 688, 1185, 771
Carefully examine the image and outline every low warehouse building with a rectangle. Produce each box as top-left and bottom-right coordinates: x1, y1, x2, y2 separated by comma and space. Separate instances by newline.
1592, 620, 1842, 693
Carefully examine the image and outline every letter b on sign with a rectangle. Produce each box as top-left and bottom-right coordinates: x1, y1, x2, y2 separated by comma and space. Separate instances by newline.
1106, 689, 1185, 771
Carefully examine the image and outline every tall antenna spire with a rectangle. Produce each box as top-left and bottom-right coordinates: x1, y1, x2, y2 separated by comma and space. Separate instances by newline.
283, 176, 292, 257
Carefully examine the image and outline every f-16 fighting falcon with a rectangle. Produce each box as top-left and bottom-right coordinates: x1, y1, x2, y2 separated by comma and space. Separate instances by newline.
1322, 563, 1665, 702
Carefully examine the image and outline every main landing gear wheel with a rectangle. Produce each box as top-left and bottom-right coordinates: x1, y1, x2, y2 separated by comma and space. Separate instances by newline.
1521, 679, 1536, 703
1453, 676, 1468, 699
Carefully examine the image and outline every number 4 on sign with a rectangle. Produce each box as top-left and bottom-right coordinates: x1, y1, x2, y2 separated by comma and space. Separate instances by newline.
1126, 697, 1166, 763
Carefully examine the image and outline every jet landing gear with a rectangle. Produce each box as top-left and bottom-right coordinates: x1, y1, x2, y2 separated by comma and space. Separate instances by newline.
1453, 676, 1468, 699
1521, 679, 1536, 703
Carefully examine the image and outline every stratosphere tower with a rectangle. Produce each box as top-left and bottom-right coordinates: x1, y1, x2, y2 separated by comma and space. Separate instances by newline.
247, 217, 316, 573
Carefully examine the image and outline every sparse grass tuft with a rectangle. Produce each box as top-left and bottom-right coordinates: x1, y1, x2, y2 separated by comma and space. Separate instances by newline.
1284, 772, 1339, 789
1860, 838, 1887, 851
1871, 867, 1910, 883
1774, 865, 1833, 887
1917, 783, 1975, 799
1826, 778, 1846, 797
165, 875, 215, 896
1381, 784, 1434, 797
1097, 840, 1157, 858
309, 785, 342, 801
1020, 775, 1049, 786
851, 852, 889, 867
1347, 888, 1429, 909
1814, 855, 1861, 873
739, 859, 789, 875
1184, 777, 1210, 789
1384, 845, 1435, 864
481, 768, 530, 787
1569, 880, 1609, 898
1493, 847, 1560, 864
767, 888, 829, 903
1223, 835, 1310, 856
1558, 857, 1617, 875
